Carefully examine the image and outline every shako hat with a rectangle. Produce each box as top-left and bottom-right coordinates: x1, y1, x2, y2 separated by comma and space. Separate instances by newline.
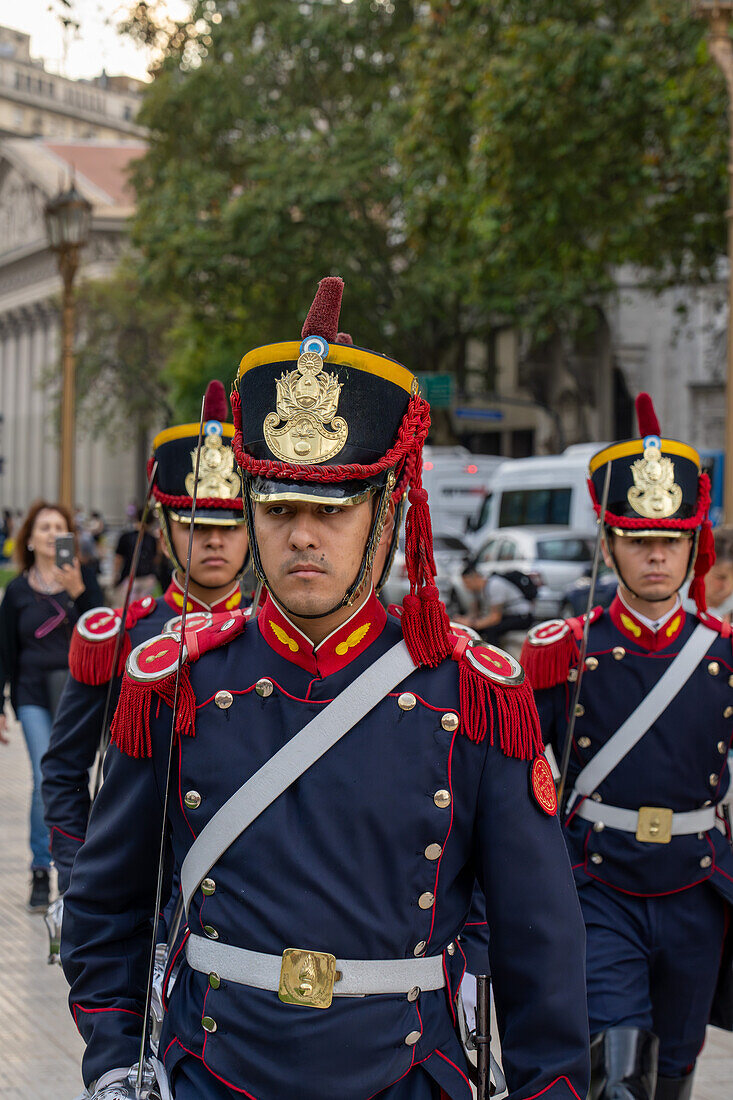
231, 276, 455, 664
588, 392, 714, 611
149, 380, 245, 526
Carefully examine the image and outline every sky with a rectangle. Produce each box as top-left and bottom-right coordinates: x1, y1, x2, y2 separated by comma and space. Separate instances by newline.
3, 0, 191, 83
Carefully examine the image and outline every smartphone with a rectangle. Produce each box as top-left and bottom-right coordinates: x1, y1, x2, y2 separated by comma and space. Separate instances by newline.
55, 534, 76, 570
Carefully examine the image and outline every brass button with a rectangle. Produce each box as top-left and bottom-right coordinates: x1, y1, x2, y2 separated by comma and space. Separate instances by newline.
418, 892, 435, 910
201, 1016, 217, 1033
590, 853, 603, 865
574, 704, 585, 717
201, 878, 216, 896
203, 925, 219, 940
585, 657, 599, 671
184, 790, 201, 809
446, 942, 456, 956
613, 646, 625, 661
725, 707, 733, 719
424, 843, 442, 861
567, 668, 578, 683
209, 972, 221, 989
708, 662, 721, 677
256, 678, 274, 697
433, 789, 451, 809
593, 821, 605, 833
441, 712, 460, 732
405, 1030, 422, 1046
578, 736, 591, 749
591, 793, 603, 802
413, 941, 426, 957
398, 692, 416, 711
407, 986, 420, 1002
700, 855, 713, 869
729, 675, 733, 688
719, 741, 728, 754
215, 690, 233, 709
710, 774, 719, 788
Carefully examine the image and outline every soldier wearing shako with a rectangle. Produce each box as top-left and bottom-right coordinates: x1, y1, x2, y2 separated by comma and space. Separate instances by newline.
522, 394, 733, 1100
42, 381, 249, 899
61, 278, 589, 1100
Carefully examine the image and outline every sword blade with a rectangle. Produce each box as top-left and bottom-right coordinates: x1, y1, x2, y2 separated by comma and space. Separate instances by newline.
557, 459, 612, 810
136, 397, 206, 1096
90, 460, 159, 804
476, 973, 491, 1100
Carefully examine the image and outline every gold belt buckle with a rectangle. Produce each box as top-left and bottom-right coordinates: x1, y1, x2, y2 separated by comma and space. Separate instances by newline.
636, 806, 673, 844
278, 948, 340, 1009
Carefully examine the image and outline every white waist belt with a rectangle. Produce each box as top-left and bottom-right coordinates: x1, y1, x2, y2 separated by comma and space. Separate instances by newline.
576, 800, 717, 836
186, 934, 446, 997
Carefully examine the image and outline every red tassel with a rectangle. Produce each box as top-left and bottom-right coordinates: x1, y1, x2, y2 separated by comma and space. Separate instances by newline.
110, 665, 197, 759
691, 518, 716, 614
69, 626, 131, 685
520, 631, 579, 690
635, 392, 661, 437
459, 662, 544, 758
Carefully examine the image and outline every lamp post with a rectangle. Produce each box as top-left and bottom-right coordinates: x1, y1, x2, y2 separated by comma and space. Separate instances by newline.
693, 3, 733, 518
44, 183, 92, 510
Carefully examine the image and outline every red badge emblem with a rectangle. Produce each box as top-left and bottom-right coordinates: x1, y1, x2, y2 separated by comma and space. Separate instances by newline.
77, 607, 120, 643
126, 634, 187, 683
465, 643, 525, 686
528, 619, 570, 647
530, 756, 558, 816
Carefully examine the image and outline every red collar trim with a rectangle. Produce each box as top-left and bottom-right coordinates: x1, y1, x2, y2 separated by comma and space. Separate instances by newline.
165, 578, 243, 615
609, 594, 685, 651
258, 590, 387, 676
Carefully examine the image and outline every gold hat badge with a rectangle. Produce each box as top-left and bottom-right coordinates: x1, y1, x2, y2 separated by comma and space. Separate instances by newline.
185, 422, 240, 499
627, 435, 683, 520
264, 338, 348, 464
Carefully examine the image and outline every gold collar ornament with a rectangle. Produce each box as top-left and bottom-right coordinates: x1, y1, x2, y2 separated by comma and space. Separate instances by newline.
185, 421, 240, 499
263, 338, 348, 464
627, 435, 683, 520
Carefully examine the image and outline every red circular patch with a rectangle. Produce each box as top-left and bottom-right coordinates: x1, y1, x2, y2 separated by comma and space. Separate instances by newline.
476, 648, 513, 678
531, 756, 558, 816
465, 644, 523, 684
144, 637, 180, 669
530, 619, 569, 646
87, 610, 117, 635
77, 608, 120, 642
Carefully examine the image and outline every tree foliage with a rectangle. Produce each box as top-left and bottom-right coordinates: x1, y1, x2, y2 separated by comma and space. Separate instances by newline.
80, 0, 730, 421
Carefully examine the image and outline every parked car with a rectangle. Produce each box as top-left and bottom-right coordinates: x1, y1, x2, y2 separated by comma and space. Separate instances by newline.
560, 565, 617, 619
464, 443, 607, 553
380, 531, 473, 609
448, 527, 596, 620
421, 446, 503, 535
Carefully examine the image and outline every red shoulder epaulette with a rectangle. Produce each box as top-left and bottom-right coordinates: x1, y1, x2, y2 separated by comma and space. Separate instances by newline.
450, 634, 544, 760
110, 611, 247, 758
519, 607, 603, 691
696, 609, 733, 639
68, 596, 158, 685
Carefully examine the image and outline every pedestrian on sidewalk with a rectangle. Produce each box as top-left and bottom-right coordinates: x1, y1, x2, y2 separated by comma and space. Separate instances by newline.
0, 500, 103, 912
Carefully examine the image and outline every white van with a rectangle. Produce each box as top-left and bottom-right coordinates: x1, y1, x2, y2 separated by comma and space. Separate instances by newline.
421, 446, 503, 535
465, 443, 606, 551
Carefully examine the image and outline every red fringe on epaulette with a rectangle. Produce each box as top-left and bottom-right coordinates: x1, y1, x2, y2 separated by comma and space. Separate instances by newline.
519, 631, 579, 691
110, 665, 197, 759
69, 627, 130, 686
459, 662, 544, 758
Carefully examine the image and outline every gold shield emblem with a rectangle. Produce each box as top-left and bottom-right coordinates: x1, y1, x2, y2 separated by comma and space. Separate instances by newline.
185, 424, 240, 499
263, 349, 348, 464
627, 439, 683, 520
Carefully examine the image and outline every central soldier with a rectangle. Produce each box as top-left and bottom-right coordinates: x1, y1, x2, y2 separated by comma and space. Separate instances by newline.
61, 278, 589, 1100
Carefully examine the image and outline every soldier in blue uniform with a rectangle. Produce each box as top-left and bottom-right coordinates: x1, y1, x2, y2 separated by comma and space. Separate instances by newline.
522, 394, 733, 1100
41, 380, 250, 897
61, 277, 590, 1100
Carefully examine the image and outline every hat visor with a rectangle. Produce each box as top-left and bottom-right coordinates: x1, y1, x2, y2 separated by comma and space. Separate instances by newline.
249, 476, 375, 506
168, 507, 246, 526
609, 526, 693, 540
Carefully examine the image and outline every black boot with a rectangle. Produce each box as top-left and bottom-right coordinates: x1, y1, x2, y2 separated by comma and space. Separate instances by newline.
27, 868, 50, 913
590, 1027, 659, 1100
654, 1073, 694, 1100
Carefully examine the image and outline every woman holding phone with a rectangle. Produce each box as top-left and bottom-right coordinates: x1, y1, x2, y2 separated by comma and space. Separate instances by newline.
0, 500, 103, 911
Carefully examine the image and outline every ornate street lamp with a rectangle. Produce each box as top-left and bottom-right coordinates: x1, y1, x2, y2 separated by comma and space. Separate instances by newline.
44, 183, 92, 509
693, 2, 733, 518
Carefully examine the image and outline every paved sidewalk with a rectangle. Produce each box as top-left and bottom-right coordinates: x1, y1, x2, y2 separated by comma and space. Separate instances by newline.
0, 714, 731, 1098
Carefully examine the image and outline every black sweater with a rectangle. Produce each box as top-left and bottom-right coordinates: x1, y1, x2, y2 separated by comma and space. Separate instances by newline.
0, 567, 104, 715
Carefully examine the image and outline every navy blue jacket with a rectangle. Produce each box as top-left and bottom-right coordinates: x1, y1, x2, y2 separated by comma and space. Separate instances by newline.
524, 595, 733, 903
42, 582, 248, 894
62, 594, 589, 1100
